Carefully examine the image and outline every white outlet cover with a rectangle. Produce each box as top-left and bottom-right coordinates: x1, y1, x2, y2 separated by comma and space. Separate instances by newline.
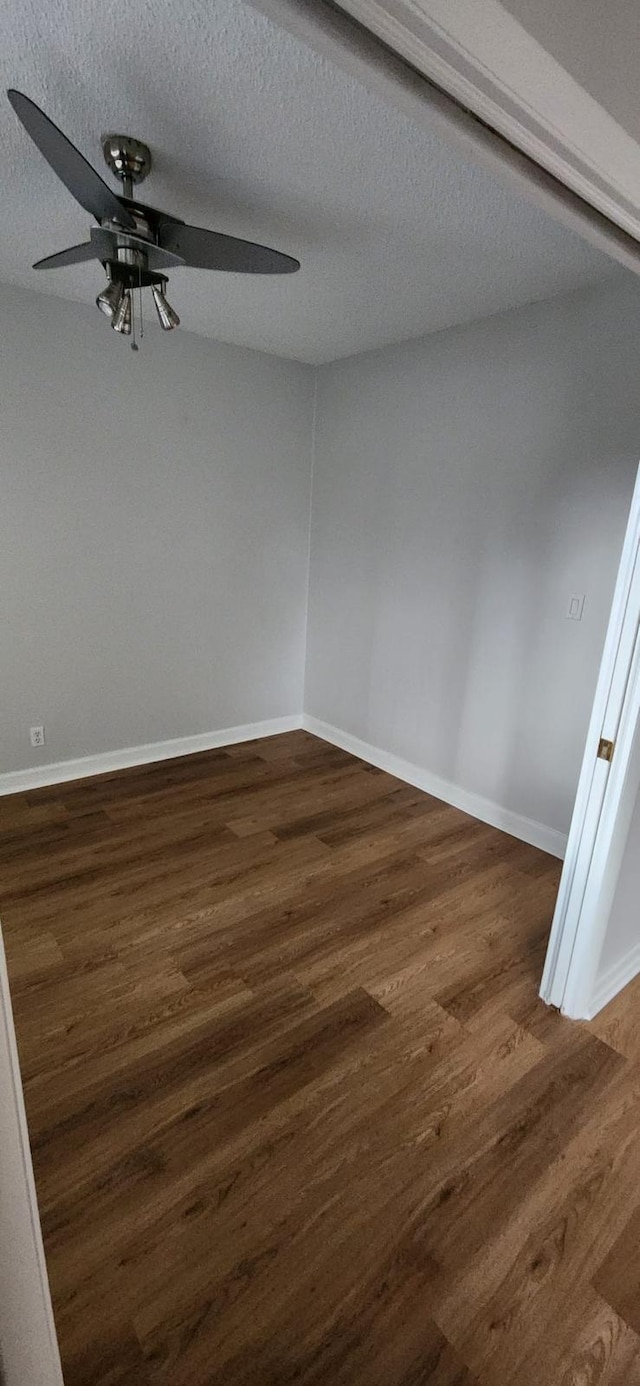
29, 725, 45, 747
567, 595, 586, 621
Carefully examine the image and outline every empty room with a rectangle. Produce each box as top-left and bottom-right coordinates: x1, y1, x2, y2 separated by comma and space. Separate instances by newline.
4, 1, 640, 1384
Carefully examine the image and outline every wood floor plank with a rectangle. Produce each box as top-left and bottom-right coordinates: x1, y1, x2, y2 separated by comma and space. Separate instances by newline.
588, 969, 640, 1063
2, 731, 638, 1385
594, 1203, 640, 1336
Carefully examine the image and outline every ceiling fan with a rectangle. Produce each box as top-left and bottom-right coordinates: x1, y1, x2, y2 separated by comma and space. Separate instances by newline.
7, 89, 300, 349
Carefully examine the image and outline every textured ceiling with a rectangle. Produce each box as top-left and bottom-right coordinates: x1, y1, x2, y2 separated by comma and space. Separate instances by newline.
0, 0, 617, 362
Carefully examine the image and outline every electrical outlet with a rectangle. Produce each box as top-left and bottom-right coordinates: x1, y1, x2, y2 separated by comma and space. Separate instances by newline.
567, 594, 585, 622
30, 725, 45, 748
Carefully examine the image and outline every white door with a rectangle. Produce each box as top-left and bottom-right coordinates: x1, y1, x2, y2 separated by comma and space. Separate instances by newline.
541, 460, 640, 1018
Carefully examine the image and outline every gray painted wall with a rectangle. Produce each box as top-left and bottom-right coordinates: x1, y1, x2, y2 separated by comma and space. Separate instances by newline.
305, 280, 640, 837
3, 277, 640, 847
0, 285, 314, 774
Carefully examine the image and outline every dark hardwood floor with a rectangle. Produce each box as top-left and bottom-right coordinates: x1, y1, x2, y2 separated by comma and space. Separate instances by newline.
2, 729, 640, 1385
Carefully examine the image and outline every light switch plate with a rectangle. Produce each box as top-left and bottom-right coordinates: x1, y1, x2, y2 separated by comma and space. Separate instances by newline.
567, 594, 585, 621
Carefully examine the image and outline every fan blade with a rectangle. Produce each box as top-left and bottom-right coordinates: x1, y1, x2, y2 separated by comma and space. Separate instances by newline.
145, 243, 185, 271
158, 222, 299, 274
7, 90, 135, 229
33, 240, 101, 270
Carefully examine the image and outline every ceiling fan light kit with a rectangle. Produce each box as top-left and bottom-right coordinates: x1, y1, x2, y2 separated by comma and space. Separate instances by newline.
111, 287, 132, 335
7, 90, 300, 351
95, 274, 123, 319
151, 283, 180, 330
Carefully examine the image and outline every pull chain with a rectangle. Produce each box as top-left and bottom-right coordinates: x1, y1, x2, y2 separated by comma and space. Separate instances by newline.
131, 278, 138, 351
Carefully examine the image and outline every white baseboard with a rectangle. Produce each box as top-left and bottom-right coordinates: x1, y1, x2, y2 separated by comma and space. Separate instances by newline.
2, 712, 568, 859
0, 716, 303, 796
302, 714, 567, 859
586, 940, 640, 1019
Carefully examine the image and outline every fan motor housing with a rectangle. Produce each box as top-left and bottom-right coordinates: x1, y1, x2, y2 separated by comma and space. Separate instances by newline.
102, 134, 152, 186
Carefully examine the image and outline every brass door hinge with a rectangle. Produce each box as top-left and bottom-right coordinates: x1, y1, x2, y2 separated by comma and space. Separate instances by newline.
597, 737, 615, 763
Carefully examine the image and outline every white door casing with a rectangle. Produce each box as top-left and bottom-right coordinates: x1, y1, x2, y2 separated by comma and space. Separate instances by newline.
540, 463, 640, 1018
327, 0, 640, 240
248, 0, 640, 279
0, 929, 63, 1386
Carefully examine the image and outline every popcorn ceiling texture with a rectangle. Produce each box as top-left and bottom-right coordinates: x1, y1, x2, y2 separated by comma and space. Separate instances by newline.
0, 0, 615, 362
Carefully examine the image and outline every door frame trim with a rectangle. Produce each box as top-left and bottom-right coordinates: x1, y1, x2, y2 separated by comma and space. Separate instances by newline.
248, 0, 640, 276
0, 930, 63, 1386
326, 0, 640, 241
540, 463, 640, 1018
